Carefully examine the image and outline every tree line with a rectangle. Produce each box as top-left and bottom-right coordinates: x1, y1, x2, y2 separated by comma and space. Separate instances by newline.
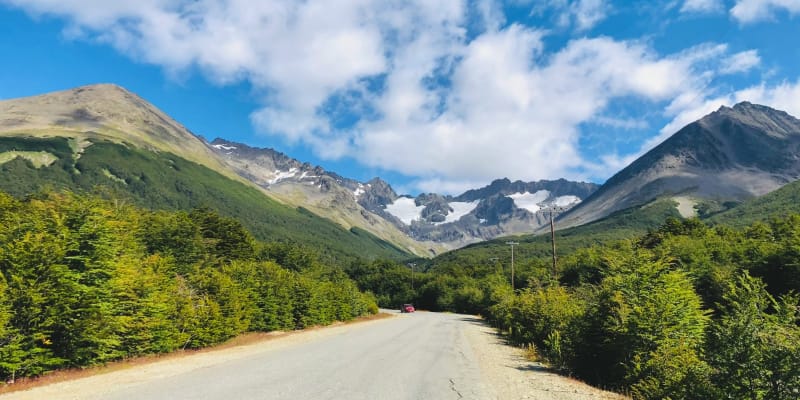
348, 217, 800, 400
0, 191, 377, 383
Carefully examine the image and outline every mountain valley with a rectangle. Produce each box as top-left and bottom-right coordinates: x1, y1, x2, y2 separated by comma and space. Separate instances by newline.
2, 84, 800, 258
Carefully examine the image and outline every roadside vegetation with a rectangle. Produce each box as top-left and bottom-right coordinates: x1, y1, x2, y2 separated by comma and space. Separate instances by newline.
0, 191, 377, 383
349, 216, 800, 399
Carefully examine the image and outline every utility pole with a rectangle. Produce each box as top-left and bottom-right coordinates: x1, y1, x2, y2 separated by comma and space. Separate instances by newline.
550, 209, 558, 280
407, 262, 416, 291
506, 241, 519, 291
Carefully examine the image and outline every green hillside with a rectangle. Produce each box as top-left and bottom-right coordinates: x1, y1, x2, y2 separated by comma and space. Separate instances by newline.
0, 136, 410, 263
426, 199, 682, 276
709, 179, 800, 227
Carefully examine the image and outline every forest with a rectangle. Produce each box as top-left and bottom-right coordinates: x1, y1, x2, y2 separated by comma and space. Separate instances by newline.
0, 191, 377, 383
349, 216, 800, 399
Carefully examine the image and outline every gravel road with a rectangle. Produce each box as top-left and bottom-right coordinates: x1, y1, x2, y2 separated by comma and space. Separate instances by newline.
1, 311, 625, 400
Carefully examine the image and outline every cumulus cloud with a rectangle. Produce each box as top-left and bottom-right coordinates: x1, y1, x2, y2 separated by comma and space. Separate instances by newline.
731, 0, 800, 23
1, 0, 770, 192
680, 0, 724, 13
354, 34, 731, 185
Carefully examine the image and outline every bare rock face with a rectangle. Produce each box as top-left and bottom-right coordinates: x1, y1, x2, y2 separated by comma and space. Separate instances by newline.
357, 178, 398, 214
559, 102, 800, 228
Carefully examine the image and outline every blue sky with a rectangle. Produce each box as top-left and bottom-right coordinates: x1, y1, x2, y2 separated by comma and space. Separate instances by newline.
1, 0, 799, 195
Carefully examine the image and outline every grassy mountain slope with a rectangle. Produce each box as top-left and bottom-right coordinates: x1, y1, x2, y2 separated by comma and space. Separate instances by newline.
0, 84, 239, 181
709, 179, 800, 227
0, 136, 410, 263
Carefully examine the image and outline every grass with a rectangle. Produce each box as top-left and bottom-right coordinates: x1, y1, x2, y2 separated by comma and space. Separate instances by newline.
709, 179, 800, 227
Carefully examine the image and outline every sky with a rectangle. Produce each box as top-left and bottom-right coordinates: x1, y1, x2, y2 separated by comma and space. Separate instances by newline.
1, 0, 799, 195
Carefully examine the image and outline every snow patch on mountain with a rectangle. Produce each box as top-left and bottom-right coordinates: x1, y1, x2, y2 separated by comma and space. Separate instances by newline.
437, 201, 479, 225
509, 190, 551, 213
268, 168, 298, 184
353, 184, 365, 198
212, 144, 237, 151
298, 171, 319, 180
385, 197, 424, 225
552, 195, 581, 207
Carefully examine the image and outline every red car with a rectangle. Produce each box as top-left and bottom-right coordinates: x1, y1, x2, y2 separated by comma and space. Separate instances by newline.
401, 304, 415, 313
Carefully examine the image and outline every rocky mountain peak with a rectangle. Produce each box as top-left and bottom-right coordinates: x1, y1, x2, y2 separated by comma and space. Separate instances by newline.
559, 102, 800, 229
702, 101, 800, 139
358, 178, 398, 213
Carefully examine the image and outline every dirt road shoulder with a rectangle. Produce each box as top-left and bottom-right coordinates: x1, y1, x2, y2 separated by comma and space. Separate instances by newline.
462, 317, 627, 400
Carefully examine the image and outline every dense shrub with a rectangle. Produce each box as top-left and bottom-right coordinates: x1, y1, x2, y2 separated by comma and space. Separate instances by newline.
0, 191, 378, 382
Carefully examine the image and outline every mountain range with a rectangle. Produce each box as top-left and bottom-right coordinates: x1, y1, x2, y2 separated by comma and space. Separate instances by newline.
0, 84, 596, 256
1, 84, 800, 259
209, 136, 598, 251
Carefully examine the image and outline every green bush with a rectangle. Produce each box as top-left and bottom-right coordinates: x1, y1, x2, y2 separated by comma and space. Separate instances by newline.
0, 191, 379, 382
706, 273, 800, 400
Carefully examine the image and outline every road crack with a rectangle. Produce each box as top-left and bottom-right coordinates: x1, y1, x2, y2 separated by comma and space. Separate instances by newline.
449, 378, 464, 399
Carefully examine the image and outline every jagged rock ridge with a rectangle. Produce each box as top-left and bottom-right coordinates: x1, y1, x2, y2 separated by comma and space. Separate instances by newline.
209, 136, 599, 249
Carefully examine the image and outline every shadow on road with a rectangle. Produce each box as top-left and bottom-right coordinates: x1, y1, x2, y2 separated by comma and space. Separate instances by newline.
515, 363, 556, 373
457, 316, 484, 324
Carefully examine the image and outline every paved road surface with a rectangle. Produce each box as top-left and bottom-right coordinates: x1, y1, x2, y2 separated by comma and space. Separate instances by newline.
81, 312, 487, 400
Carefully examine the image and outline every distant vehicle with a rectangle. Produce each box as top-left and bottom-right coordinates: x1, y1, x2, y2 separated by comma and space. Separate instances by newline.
401, 304, 415, 313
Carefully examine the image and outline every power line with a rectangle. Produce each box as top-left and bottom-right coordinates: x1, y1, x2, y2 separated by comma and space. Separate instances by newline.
407, 262, 416, 291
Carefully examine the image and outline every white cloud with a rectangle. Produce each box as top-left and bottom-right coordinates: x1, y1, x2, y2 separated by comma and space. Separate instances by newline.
681, 0, 724, 13
592, 116, 649, 130
571, 0, 610, 30
1, 0, 767, 193
525, 0, 610, 31
720, 49, 761, 74
407, 178, 490, 197
354, 34, 727, 186
731, 0, 800, 23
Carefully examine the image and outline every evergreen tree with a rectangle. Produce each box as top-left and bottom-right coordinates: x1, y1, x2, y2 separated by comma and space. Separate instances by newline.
707, 273, 800, 400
